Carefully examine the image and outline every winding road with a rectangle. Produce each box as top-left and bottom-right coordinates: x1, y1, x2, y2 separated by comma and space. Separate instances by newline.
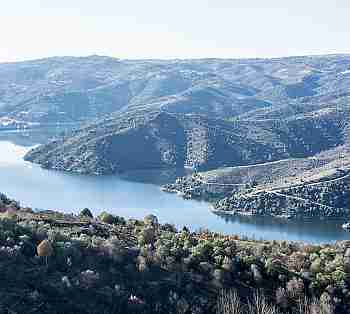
197, 157, 350, 210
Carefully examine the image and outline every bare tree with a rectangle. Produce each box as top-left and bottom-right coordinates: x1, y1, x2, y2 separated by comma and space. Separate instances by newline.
247, 291, 281, 314
216, 290, 243, 314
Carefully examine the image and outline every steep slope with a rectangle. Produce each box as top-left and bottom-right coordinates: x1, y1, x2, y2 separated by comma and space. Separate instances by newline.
24, 104, 349, 175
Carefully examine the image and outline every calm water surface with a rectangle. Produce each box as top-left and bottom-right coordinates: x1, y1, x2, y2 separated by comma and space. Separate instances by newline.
0, 127, 349, 244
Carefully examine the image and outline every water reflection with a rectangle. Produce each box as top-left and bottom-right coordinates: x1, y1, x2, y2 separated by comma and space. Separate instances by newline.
119, 168, 192, 185
214, 212, 350, 243
0, 127, 349, 244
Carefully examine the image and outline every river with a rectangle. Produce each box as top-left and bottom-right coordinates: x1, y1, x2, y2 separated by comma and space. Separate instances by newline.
0, 126, 349, 243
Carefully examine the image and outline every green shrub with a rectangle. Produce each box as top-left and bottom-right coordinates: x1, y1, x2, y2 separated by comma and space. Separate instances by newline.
98, 211, 115, 224
310, 258, 322, 274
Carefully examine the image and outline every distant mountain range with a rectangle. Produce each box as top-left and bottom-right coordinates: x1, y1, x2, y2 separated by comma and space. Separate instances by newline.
2, 54, 350, 124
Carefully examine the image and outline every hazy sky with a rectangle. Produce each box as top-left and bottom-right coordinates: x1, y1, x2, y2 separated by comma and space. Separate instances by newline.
1, 0, 350, 62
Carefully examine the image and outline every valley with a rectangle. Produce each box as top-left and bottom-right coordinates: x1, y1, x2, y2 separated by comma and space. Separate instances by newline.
5, 2, 350, 313
0, 128, 348, 243
2, 54, 350, 231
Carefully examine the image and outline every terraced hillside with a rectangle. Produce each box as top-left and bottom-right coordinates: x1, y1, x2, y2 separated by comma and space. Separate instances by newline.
165, 134, 350, 215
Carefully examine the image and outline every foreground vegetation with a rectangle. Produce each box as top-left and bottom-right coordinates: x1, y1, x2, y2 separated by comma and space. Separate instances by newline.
0, 193, 350, 313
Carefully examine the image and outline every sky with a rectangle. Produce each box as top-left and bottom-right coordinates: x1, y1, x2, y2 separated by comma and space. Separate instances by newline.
1, 0, 350, 62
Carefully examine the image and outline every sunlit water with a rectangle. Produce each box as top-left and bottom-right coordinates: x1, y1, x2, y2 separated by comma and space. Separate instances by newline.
0, 127, 349, 243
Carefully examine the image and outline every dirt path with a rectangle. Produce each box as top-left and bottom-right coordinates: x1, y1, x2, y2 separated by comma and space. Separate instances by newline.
267, 191, 337, 210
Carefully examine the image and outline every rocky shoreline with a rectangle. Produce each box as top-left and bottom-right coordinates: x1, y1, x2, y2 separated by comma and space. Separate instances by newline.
161, 172, 234, 202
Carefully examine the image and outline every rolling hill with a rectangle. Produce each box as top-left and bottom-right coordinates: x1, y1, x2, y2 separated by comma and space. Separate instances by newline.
2, 54, 350, 123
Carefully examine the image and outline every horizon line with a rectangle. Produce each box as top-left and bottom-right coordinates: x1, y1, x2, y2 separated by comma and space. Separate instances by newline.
2, 51, 350, 64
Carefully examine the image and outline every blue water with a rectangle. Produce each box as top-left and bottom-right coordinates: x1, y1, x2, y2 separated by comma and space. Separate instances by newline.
0, 127, 349, 244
